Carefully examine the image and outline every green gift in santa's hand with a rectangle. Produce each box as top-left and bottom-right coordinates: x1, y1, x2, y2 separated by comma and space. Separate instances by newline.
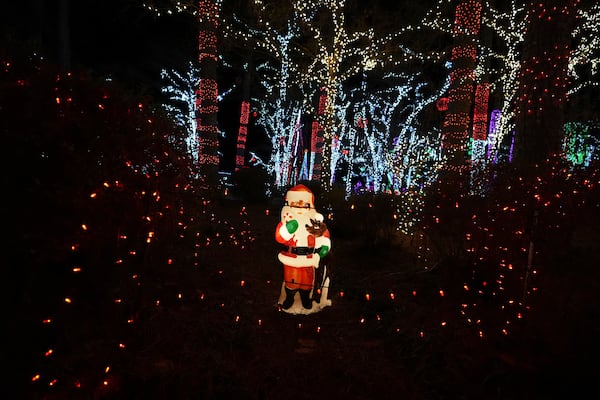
286, 219, 298, 233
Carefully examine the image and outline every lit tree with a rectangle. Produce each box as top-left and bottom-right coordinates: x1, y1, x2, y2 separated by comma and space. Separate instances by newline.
513, 0, 580, 166
223, 1, 312, 188
292, 0, 442, 190
389, 73, 451, 193
152, 0, 600, 195
343, 70, 392, 195
569, 2, 600, 95
478, 0, 528, 162
144, 0, 222, 188
161, 62, 202, 163
440, 0, 482, 182
251, 99, 306, 187
564, 0, 600, 164
235, 60, 252, 172
309, 87, 327, 183
161, 61, 238, 166
294, 0, 408, 190
472, 0, 597, 167
222, 0, 453, 194
328, 88, 354, 192
196, 0, 222, 187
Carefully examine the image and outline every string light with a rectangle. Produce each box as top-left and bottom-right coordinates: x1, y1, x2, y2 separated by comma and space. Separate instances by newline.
563, 122, 600, 166
441, 0, 481, 173
310, 88, 327, 182
154, 0, 599, 193
472, 83, 490, 142
235, 100, 250, 171
477, 1, 528, 155
225, 0, 453, 190
21, 3, 600, 394
143, 1, 223, 180
569, 3, 600, 93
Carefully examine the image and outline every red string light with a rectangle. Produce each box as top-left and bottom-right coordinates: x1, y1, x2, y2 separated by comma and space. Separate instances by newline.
235, 100, 250, 171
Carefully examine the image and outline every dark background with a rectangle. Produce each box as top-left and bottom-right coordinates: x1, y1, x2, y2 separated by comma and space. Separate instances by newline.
1, 0, 197, 92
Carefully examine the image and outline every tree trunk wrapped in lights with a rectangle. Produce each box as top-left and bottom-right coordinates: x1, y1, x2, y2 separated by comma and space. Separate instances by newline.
441, 0, 482, 166
196, 0, 221, 187
235, 56, 253, 172
440, 0, 482, 182
514, 0, 579, 167
310, 88, 327, 182
235, 100, 250, 171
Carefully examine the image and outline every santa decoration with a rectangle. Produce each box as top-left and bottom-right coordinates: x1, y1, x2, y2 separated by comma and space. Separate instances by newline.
275, 184, 332, 314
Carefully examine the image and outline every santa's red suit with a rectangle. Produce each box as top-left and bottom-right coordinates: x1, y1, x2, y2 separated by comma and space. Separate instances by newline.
275, 184, 331, 310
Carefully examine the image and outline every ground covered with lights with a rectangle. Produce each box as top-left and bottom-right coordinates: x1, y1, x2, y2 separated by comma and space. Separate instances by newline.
12, 194, 600, 399
5, 49, 599, 400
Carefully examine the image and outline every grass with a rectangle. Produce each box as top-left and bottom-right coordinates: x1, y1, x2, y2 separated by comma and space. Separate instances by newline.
15, 198, 599, 400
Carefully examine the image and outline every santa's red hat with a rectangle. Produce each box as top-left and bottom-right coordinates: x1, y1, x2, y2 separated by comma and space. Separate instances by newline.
285, 184, 314, 208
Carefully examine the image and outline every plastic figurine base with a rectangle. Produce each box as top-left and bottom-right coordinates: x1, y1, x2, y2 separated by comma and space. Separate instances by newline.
278, 277, 332, 315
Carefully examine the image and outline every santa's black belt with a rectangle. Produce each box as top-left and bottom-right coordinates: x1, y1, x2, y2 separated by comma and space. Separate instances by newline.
290, 247, 319, 255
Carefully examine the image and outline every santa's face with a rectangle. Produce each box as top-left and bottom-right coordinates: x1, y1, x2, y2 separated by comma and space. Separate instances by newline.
281, 201, 314, 224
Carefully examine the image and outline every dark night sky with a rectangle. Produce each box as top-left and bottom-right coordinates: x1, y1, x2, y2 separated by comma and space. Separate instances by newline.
2, 0, 197, 92
1, 0, 430, 87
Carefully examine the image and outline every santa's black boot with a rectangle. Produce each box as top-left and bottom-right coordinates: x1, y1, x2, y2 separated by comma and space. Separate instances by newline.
281, 287, 296, 309
299, 289, 313, 309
